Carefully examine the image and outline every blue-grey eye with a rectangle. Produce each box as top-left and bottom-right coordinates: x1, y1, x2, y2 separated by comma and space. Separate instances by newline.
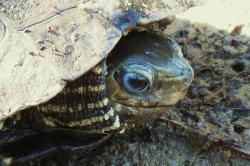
114, 64, 156, 94
121, 72, 150, 93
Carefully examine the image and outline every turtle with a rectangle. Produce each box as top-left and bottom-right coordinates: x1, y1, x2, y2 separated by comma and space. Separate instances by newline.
0, 0, 205, 164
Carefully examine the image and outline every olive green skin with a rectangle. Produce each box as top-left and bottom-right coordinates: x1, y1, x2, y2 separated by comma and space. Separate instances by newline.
106, 31, 193, 125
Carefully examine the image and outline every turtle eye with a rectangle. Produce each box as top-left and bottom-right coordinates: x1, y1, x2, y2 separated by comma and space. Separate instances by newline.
114, 64, 156, 95
121, 72, 150, 93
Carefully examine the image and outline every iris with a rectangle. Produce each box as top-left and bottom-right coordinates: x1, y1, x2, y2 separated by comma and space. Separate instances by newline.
121, 72, 150, 94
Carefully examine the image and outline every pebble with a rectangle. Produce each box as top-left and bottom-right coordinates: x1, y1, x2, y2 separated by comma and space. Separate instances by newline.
215, 40, 223, 47
238, 45, 248, 54
223, 45, 239, 54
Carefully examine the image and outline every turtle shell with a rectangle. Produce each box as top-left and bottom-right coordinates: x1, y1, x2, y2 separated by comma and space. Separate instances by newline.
0, 0, 206, 120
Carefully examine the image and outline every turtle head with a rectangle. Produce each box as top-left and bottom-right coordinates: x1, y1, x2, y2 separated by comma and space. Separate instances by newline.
106, 31, 193, 125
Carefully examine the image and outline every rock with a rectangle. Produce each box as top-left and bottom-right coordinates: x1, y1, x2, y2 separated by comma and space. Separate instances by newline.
223, 45, 239, 55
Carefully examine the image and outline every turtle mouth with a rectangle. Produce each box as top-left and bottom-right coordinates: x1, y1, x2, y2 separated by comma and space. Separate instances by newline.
111, 101, 170, 124
113, 99, 169, 109
162, 75, 193, 85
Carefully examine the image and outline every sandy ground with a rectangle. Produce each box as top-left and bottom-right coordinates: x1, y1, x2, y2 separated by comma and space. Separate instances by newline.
178, 0, 250, 36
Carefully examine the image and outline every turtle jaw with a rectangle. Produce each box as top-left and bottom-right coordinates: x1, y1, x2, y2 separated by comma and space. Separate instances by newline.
111, 102, 171, 125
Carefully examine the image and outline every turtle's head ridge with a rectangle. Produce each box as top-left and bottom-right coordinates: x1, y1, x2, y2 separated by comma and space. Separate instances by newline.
106, 31, 193, 124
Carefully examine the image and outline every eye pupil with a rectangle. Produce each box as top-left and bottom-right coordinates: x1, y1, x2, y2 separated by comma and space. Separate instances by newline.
116, 72, 151, 94
114, 64, 156, 95
128, 74, 149, 91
